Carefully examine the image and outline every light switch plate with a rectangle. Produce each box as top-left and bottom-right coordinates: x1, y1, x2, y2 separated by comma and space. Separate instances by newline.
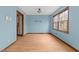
5, 16, 9, 21
5, 16, 12, 24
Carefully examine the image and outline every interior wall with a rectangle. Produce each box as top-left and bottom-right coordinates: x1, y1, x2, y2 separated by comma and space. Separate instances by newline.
25, 15, 51, 33
0, 6, 17, 51
24, 15, 28, 34
0, 6, 27, 51
50, 6, 79, 50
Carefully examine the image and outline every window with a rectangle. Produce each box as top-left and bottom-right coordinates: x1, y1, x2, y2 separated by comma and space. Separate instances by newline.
53, 15, 59, 30
53, 7, 69, 33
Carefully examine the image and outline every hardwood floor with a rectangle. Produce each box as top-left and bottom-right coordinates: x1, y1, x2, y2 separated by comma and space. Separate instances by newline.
4, 34, 75, 52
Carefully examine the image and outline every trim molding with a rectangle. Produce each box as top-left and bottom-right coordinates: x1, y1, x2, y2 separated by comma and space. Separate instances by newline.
17, 10, 24, 36
26, 33, 51, 34
50, 33, 79, 52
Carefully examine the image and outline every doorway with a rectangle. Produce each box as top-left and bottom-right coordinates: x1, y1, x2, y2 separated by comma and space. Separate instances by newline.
16, 11, 24, 36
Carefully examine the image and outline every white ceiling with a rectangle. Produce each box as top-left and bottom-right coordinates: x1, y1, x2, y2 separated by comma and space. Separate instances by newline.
19, 6, 60, 15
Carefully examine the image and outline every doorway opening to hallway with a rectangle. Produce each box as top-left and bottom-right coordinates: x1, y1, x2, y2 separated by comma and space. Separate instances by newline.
16, 11, 24, 36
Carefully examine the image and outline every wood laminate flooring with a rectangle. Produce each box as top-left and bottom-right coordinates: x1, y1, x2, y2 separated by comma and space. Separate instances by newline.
4, 34, 75, 52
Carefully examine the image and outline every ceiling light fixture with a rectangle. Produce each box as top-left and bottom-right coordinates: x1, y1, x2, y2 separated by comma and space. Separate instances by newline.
37, 8, 41, 13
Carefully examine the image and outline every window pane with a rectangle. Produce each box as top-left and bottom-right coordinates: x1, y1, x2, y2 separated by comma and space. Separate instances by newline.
54, 22, 58, 29
59, 12, 64, 21
63, 20, 68, 32
53, 15, 59, 30
64, 10, 68, 20
59, 21, 62, 30
54, 15, 59, 22
61, 21, 64, 31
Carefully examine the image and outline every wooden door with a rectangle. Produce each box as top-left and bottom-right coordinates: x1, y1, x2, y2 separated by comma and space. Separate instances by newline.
17, 11, 24, 36
17, 14, 20, 35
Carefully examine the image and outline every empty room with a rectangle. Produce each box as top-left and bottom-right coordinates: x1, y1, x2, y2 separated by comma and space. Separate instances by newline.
0, 6, 79, 52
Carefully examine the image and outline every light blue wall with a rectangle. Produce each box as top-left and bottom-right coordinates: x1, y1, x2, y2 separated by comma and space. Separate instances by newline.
0, 6, 17, 51
24, 15, 28, 34
50, 6, 79, 50
26, 15, 51, 33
